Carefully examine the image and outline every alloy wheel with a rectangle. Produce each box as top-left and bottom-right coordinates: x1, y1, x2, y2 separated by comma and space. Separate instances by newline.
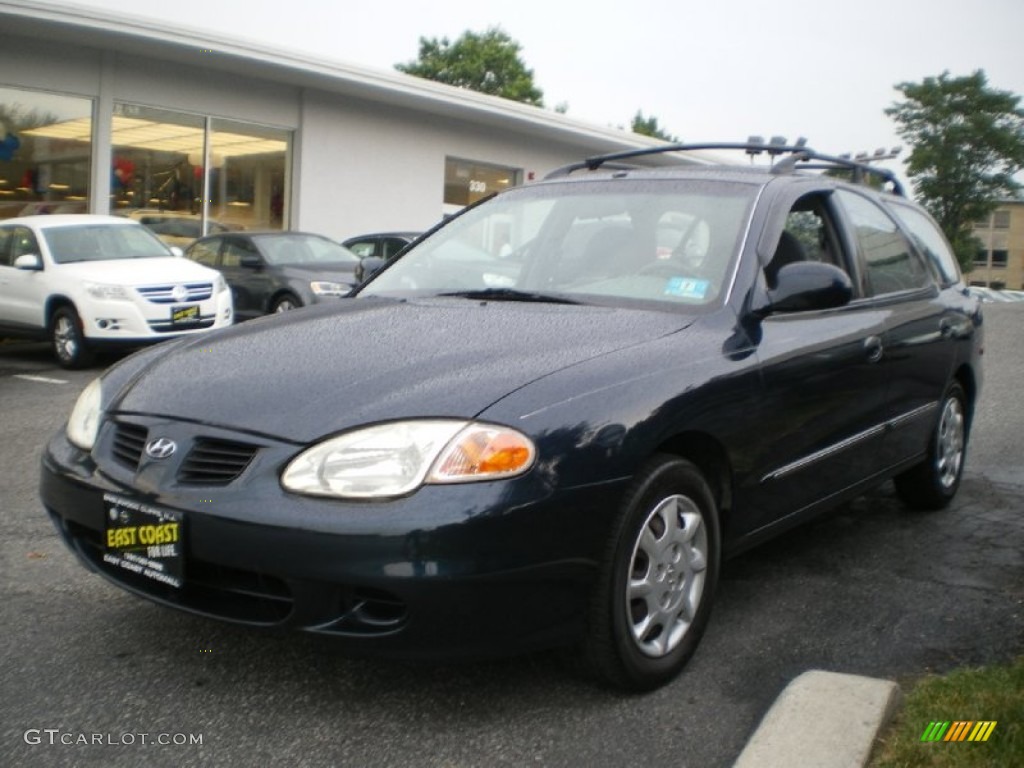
626, 494, 708, 658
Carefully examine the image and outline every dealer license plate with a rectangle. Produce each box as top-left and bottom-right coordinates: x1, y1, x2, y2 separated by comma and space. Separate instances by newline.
171, 304, 200, 326
103, 493, 184, 588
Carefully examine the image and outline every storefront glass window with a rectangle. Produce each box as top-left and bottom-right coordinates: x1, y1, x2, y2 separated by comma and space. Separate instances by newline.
444, 158, 519, 208
110, 103, 205, 216
0, 86, 92, 220
109, 105, 289, 240
209, 118, 289, 231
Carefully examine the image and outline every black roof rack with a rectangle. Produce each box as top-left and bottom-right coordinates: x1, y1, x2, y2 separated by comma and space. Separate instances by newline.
544, 139, 906, 197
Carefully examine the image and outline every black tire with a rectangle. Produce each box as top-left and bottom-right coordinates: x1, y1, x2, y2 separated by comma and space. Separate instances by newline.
51, 306, 94, 370
583, 455, 721, 691
894, 382, 968, 511
270, 293, 302, 313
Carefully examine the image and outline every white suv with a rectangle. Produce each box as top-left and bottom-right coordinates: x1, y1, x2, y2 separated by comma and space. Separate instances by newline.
0, 215, 233, 368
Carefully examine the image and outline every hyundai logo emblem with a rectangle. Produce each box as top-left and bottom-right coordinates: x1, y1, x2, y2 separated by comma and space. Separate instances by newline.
145, 437, 177, 459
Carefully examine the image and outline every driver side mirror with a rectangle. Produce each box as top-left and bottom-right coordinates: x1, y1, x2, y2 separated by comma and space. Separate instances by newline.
14, 253, 43, 271
358, 256, 386, 283
765, 262, 853, 314
239, 253, 262, 269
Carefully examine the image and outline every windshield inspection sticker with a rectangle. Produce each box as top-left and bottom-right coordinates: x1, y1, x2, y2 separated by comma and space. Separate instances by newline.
664, 277, 710, 300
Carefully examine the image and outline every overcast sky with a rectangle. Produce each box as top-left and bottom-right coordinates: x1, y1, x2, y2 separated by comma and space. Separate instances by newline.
65, 0, 1024, 186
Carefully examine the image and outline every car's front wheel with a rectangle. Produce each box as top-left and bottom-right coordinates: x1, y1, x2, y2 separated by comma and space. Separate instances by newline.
270, 293, 301, 313
51, 306, 94, 369
894, 382, 968, 510
584, 455, 720, 691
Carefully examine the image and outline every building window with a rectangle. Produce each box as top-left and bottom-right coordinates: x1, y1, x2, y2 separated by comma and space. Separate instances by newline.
0, 86, 92, 219
991, 249, 1008, 267
106, 104, 289, 238
993, 210, 1010, 229
110, 104, 205, 215
974, 249, 989, 266
444, 158, 519, 209
209, 119, 289, 231
973, 214, 991, 229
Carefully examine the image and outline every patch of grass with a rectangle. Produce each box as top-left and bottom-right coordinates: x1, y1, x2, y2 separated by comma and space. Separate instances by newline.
870, 656, 1023, 767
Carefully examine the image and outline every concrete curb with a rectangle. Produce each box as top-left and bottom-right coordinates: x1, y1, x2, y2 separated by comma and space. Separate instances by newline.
733, 670, 902, 768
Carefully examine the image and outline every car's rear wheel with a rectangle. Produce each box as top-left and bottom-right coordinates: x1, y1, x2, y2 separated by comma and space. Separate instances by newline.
270, 293, 301, 313
51, 306, 94, 369
584, 455, 720, 691
894, 382, 967, 510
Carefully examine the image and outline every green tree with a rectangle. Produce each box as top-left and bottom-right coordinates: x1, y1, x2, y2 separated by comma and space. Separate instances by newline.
886, 70, 1024, 271
630, 110, 678, 142
396, 28, 544, 107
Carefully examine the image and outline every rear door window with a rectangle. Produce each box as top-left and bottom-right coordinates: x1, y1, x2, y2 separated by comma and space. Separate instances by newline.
885, 201, 961, 286
836, 190, 933, 296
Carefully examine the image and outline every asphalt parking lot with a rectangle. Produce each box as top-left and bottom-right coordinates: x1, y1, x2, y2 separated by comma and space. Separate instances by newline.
1, 304, 1022, 768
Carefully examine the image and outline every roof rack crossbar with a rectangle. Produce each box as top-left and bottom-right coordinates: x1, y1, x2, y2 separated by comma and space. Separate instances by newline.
779, 154, 906, 197
543, 141, 905, 196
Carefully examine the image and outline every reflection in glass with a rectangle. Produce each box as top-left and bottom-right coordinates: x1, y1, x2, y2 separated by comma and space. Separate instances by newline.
110, 104, 206, 215
444, 157, 520, 208
0, 86, 92, 220
210, 119, 289, 231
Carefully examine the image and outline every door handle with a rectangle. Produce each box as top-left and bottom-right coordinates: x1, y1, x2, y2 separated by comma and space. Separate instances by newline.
863, 335, 884, 363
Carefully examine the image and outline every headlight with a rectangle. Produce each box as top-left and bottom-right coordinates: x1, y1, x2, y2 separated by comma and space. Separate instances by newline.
281, 420, 535, 499
310, 280, 351, 297
84, 282, 128, 300
67, 377, 103, 450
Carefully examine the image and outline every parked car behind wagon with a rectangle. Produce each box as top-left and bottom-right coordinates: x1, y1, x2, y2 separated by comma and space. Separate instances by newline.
185, 231, 360, 319
0, 214, 233, 368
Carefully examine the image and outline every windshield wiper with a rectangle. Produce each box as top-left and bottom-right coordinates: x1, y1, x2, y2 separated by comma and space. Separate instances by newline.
436, 288, 581, 305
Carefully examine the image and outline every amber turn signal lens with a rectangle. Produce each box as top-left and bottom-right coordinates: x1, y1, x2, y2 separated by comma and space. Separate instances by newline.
430, 425, 535, 482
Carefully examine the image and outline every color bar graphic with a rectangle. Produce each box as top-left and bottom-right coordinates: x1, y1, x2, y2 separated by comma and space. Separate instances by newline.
920, 721, 997, 742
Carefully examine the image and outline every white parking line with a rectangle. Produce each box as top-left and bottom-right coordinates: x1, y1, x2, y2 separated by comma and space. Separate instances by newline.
12, 374, 68, 385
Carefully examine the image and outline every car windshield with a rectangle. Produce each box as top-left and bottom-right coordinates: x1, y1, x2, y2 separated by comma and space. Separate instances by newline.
359, 178, 758, 310
254, 235, 360, 266
43, 224, 172, 263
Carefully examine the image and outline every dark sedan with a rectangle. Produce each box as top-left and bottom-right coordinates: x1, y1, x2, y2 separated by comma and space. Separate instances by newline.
41, 142, 982, 691
186, 231, 360, 319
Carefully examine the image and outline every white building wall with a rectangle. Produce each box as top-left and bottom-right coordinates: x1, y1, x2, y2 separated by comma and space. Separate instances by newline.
0, 35, 101, 97
3, 7, 669, 241
113, 54, 300, 128
296, 90, 598, 241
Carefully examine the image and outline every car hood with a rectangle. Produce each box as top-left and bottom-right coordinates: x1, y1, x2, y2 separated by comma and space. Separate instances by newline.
55, 257, 219, 284
111, 297, 694, 443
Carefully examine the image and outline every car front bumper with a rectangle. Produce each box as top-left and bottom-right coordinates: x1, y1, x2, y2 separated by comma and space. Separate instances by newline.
80, 290, 233, 341
40, 424, 624, 658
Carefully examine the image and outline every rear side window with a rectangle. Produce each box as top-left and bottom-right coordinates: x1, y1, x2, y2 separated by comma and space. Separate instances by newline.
885, 202, 961, 286
383, 237, 410, 259
836, 190, 932, 296
345, 239, 376, 258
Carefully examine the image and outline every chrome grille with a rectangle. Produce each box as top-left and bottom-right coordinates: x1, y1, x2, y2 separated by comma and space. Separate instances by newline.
178, 438, 259, 485
136, 283, 214, 304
